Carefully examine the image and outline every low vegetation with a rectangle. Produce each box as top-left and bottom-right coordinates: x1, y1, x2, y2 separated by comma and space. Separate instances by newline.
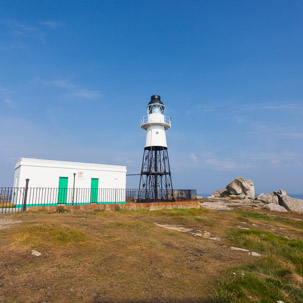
0, 207, 302, 302
215, 229, 303, 302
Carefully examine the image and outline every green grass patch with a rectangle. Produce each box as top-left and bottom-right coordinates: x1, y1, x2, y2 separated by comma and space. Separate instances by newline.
195, 215, 215, 226
56, 206, 70, 213
110, 221, 148, 230
214, 266, 303, 303
227, 229, 303, 274
237, 210, 303, 229
214, 229, 303, 302
153, 208, 209, 217
13, 224, 89, 248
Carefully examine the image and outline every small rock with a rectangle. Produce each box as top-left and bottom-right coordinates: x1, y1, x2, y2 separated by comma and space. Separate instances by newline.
200, 202, 232, 210
0, 219, 22, 230
237, 226, 250, 230
250, 251, 261, 257
279, 189, 287, 196
230, 247, 249, 252
31, 250, 41, 257
202, 231, 211, 238
193, 231, 221, 241
209, 236, 221, 241
154, 223, 192, 232
277, 301, 285, 303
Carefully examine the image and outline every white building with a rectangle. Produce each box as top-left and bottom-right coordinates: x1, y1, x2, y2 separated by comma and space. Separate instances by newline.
13, 158, 127, 207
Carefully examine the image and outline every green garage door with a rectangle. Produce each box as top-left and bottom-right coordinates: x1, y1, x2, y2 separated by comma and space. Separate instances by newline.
58, 177, 68, 204
90, 178, 99, 203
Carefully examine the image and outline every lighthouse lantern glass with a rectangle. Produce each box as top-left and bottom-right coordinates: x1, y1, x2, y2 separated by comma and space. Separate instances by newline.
149, 105, 164, 114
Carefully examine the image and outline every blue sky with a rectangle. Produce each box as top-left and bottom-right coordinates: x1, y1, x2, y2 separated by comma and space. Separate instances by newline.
1, 0, 303, 194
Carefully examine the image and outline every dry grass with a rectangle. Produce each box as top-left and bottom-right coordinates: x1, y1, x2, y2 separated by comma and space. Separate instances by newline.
0, 207, 302, 302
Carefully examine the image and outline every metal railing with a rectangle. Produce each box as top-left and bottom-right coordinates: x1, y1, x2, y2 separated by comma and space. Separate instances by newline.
0, 186, 197, 213
141, 115, 171, 127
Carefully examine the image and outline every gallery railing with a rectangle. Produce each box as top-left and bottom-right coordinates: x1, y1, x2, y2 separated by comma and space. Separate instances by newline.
0, 186, 197, 213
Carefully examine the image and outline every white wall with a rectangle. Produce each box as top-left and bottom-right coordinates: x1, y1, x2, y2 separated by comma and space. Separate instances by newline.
14, 158, 126, 188
145, 125, 167, 148
13, 158, 127, 206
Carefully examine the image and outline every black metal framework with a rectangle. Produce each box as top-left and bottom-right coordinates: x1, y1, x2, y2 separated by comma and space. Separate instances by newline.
138, 146, 174, 202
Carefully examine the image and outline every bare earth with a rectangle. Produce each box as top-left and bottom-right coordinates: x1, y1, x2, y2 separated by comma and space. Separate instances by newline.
0, 207, 302, 302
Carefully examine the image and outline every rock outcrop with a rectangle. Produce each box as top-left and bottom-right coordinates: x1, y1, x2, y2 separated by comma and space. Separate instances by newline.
255, 189, 303, 213
209, 177, 255, 199
226, 178, 255, 199
256, 193, 279, 204
205, 184, 303, 214
264, 203, 288, 212
209, 188, 228, 198
276, 194, 303, 213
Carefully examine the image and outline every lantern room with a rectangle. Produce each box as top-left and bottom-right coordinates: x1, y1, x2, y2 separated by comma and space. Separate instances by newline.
147, 95, 165, 115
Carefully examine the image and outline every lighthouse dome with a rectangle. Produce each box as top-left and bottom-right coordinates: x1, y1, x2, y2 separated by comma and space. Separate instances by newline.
148, 95, 164, 105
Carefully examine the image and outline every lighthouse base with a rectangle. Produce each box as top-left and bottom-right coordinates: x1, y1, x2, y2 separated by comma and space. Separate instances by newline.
138, 146, 174, 202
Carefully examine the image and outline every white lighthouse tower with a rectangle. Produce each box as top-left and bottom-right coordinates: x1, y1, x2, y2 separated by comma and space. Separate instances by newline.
138, 95, 174, 202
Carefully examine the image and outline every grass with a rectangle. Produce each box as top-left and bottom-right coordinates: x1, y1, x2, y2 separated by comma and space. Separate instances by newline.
0, 207, 302, 302
237, 210, 303, 229
153, 207, 209, 217
12, 224, 89, 248
214, 229, 303, 302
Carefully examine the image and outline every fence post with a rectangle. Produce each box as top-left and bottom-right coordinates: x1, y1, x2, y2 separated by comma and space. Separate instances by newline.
72, 173, 76, 205
23, 178, 29, 211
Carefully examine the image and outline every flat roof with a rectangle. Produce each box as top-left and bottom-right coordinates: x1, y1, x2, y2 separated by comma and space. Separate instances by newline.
15, 158, 127, 173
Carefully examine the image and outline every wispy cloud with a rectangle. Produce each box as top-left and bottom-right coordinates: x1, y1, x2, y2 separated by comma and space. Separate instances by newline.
234, 151, 303, 169
0, 87, 17, 109
41, 79, 103, 100
189, 152, 199, 166
0, 18, 44, 40
188, 152, 255, 171
70, 88, 102, 100
233, 103, 303, 112
0, 87, 13, 94
40, 21, 64, 29
1, 19, 36, 34
186, 104, 216, 115
0, 18, 64, 46
186, 102, 303, 117
3, 98, 16, 108
202, 151, 303, 171
205, 157, 238, 171
114, 156, 135, 167
279, 132, 303, 139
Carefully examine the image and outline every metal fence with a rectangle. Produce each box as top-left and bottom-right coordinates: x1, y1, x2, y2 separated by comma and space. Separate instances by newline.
0, 186, 197, 214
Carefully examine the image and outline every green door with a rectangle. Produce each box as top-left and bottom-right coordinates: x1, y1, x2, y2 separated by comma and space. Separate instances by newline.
58, 177, 68, 204
90, 178, 99, 203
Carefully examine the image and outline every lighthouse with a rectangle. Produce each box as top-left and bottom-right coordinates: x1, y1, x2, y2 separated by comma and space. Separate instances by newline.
138, 95, 174, 202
